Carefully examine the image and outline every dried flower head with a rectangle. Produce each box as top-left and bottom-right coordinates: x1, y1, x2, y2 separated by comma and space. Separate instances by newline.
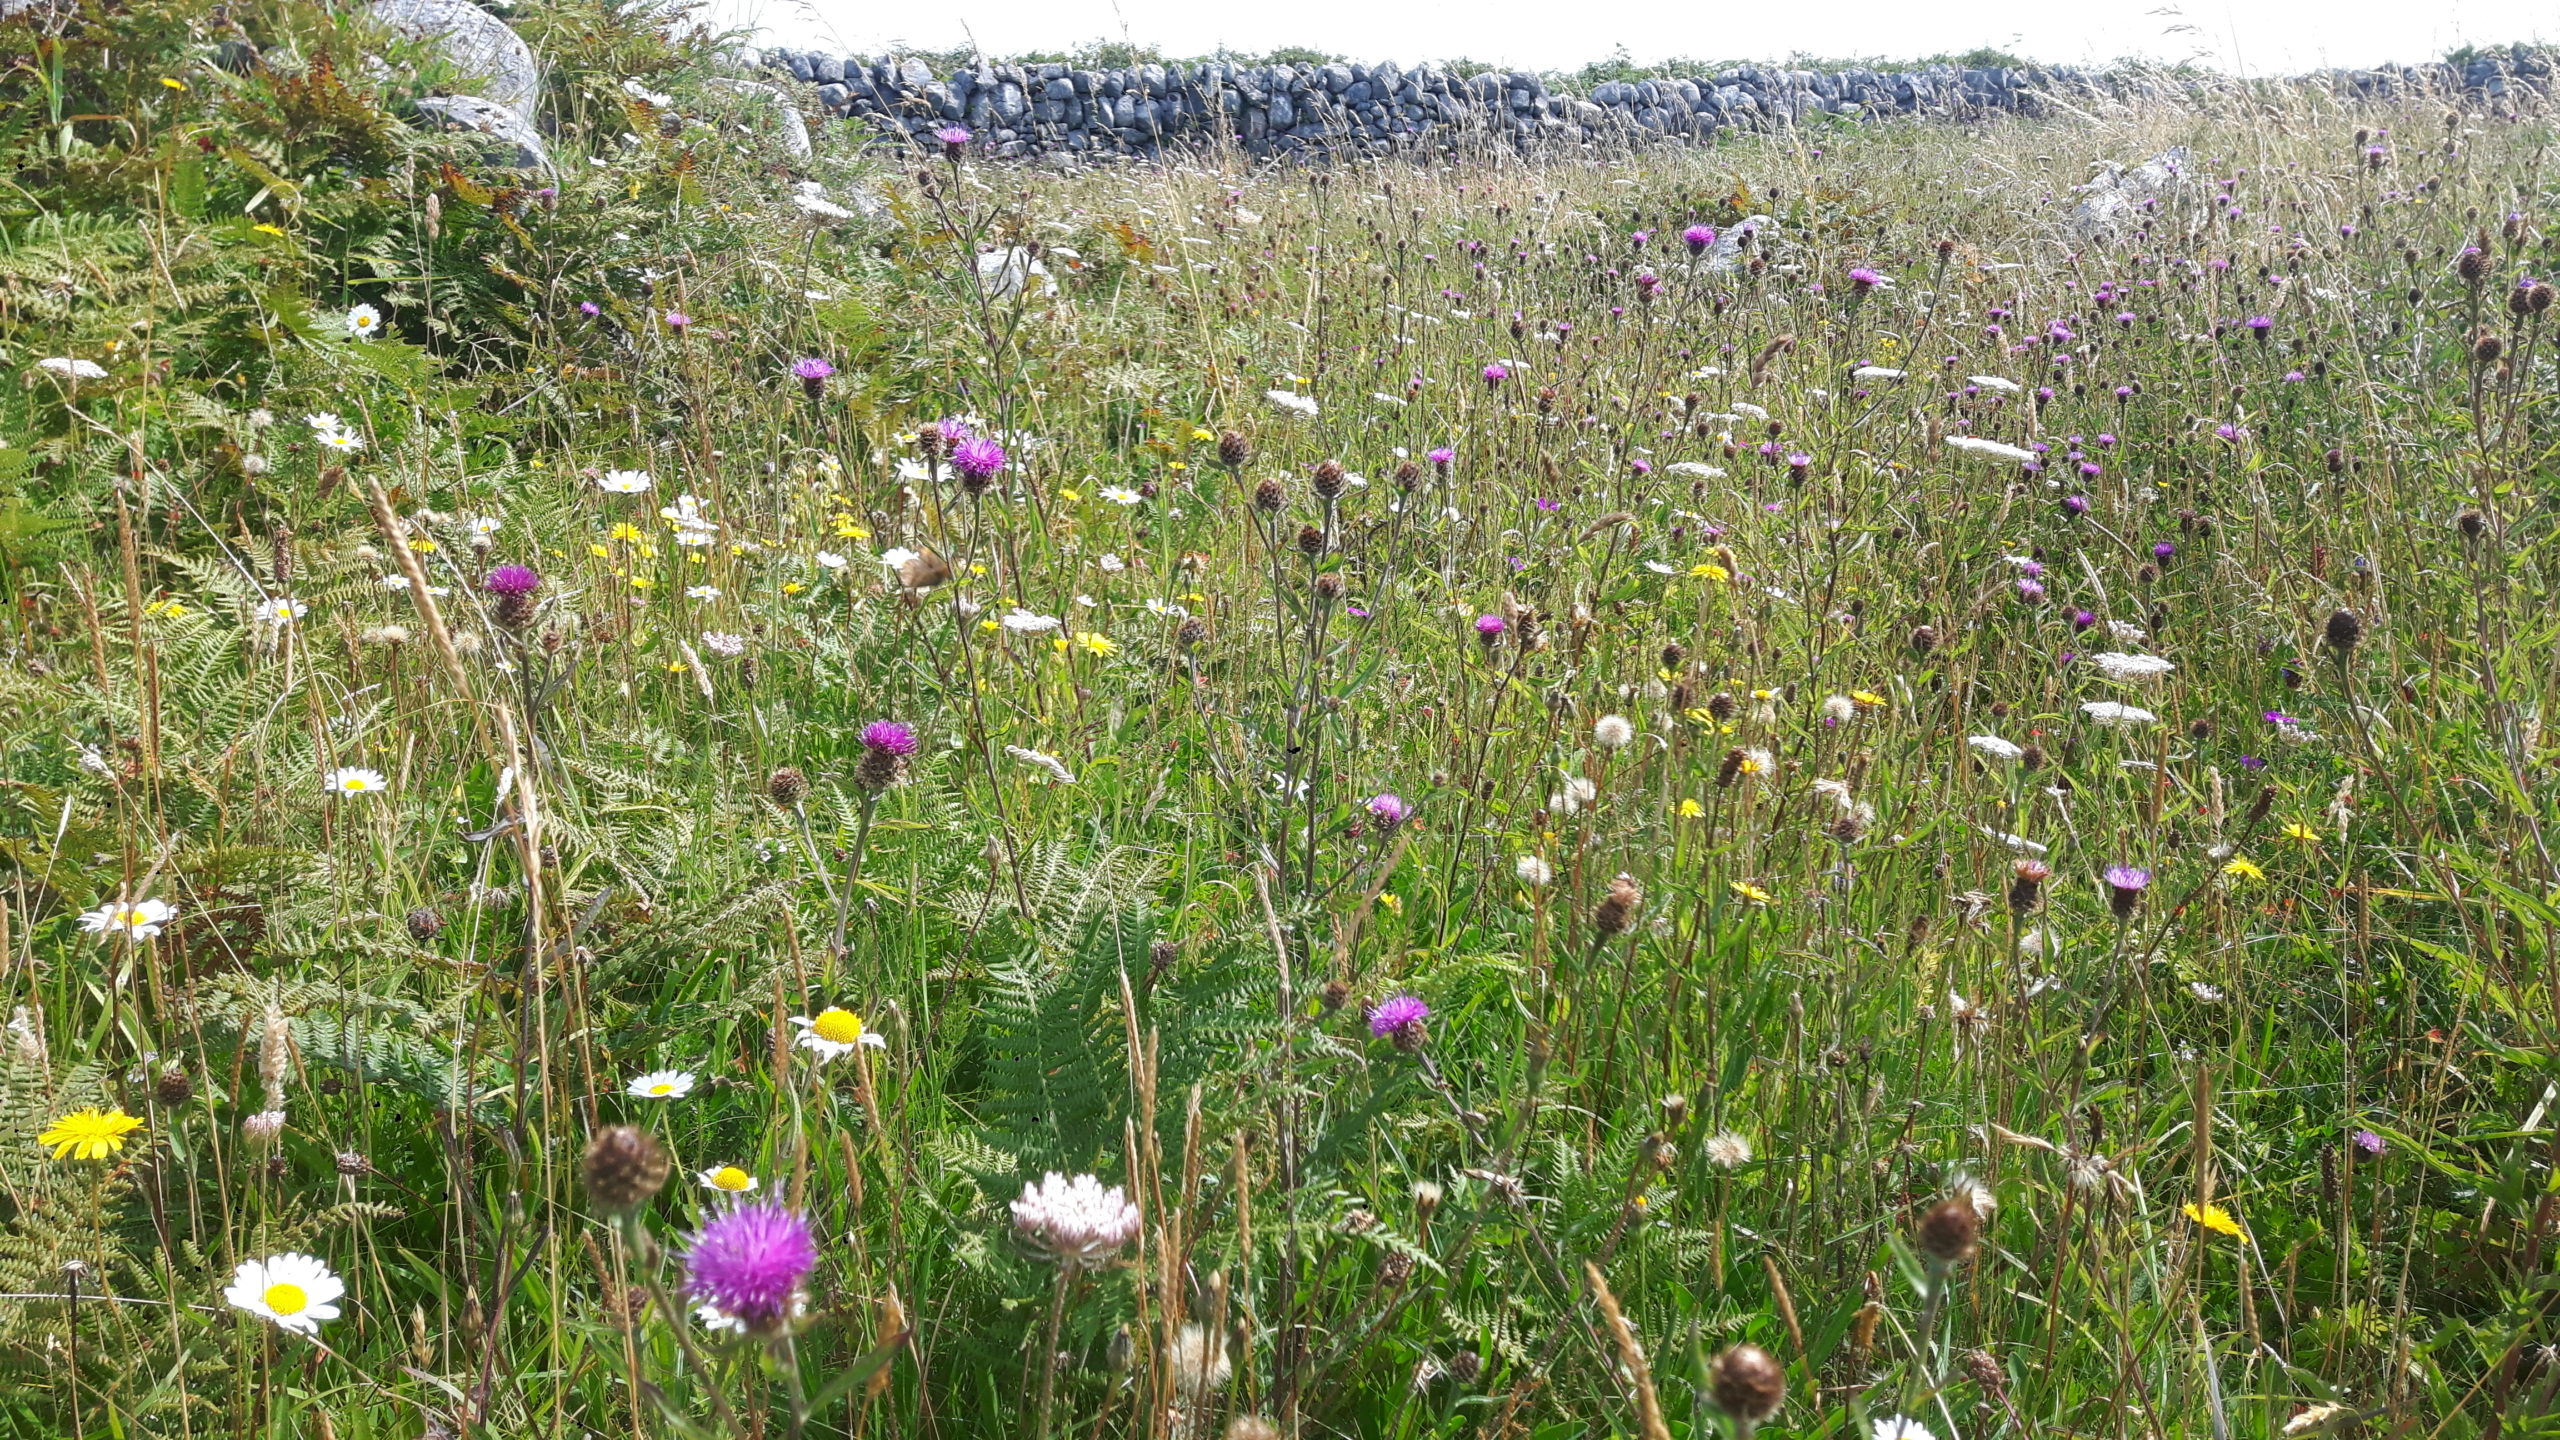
583, 1125, 672, 1214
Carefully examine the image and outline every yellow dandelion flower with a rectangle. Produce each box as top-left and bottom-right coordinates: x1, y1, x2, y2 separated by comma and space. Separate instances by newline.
1074, 632, 1117, 657
2282, 822, 2322, 845
1729, 881, 1774, 906
145, 599, 189, 619
2222, 856, 2264, 881
411, 537, 439, 553
1850, 690, 1887, 709
252, 223, 287, 237
2182, 1201, 2246, 1238
1059, 488, 1082, 503
1190, 427, 1216, 442
39, 1108, 144, 1161
1689, 562, 1731, 582
609, 522, 644, 542
1678, 799, 1705, 818
979, 618, 1001, 632
628, 576, 653, 590
1736, 753, 1766, 775
588, 544, 611, 558
782, 582, 806, 595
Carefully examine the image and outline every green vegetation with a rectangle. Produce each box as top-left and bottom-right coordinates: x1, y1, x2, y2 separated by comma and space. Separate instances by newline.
2, 1, 2557, 1437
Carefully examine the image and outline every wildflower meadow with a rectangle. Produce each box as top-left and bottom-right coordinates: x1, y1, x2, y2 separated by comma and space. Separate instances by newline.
1, 2, 2556, 1436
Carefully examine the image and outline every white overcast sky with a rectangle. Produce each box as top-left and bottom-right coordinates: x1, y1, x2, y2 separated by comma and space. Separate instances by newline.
703, 0, 2550, 73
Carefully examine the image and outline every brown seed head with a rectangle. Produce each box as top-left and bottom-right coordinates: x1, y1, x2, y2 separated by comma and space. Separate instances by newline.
406, 905, 447, 943
1295, 524, 1327, 558
1711, 1344, 1786, 1423
1253, 478, 1286, 512
1217, 431, 1253, 471
2323, 608, 2363, 655
767, 766, 810, 807
1311, 459, 1346, 499
154, 1067, 195, 1107
582, 1125, 671, 1215
1592, 873, 1642, 938
1917, 1196, 1981, 1267
1705, 691, 1737, 721
1175, 616, 1211, 649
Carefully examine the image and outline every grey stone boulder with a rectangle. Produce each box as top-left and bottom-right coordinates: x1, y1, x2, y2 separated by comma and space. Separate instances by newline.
370, 0, 539, 118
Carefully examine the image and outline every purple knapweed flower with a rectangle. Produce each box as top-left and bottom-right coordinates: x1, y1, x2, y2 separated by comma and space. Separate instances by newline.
1365, 793, 1411, 829
2071, 609, 2097, 631
684, 1203, 818, 1333
2351, 1128, 2385, 1156
2152, 541, 2176, 561
2237, 754, 2267, 771
2017, 579, 2047, 603
1481, 363, 1509, 387
2102, 864, 2151, 919
663, 311, 691, 330
1682, 225, 1717, 255
1474, 615, 1506, 643
2262, 711, 2300, 727
935, 124, 972, 160
579, 300, 602, 317
861, 720, 919, 757
1427, 446, 1454, 473
792, 356, 834, 398
2245, 315, 2274, 338
1847, 266, 1882, 290
1368, 994, 1430, 1048
485, 565, 540, 595
2063, 494, 2090, 516
950, 436, 1008, 485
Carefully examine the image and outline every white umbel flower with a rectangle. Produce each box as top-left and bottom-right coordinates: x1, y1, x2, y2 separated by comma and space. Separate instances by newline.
1001, 609, 1061, 634
324, 767, 388, 797
1010, 1171, 1142, 1268
1263, 389, 1319, 418
1966, 375, 2020, 392
626, 1069, 696, 1099
81, 898, 174, 941
2090, 652, 2176, 683
36, 356, 110, 381
2080, 700, 2160, 729
224, 1253, 344, 1337
1967, 735, 2025, 763
1943, 435, 2037, 463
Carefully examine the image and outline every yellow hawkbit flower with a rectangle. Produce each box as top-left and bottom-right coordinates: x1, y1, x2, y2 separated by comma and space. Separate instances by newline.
39, 1108, 144, 1161
1729, 881, 1774, 906
2182, 1201, 2246, 1238
2282, 822, 2322, 846
1059, 488, 1082, 503
1074, 632, 1117, 657
2222, 857, 2264, 881
609, 522, 644, 542
1850, 690, 1887, 710
1678, 799, 1705, 818
1689, 562, 1730, 582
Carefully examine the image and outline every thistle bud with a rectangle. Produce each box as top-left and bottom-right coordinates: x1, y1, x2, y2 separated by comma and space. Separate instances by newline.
1175, 616, 1211, 649
406, 905, 447, 943
1295, 524, 1326, 558
2472, 329, 2503, 363
1312, 572, 1345, 601
1909, 624, 1937, 656
1394, 460, 1421, 490
767, 766, 810, 806
1253, 478, 1285, 513
1659, 642, 1686, 670
582, 1125, 671, 1215
2323, 608, 2363, 655
1711, 1344, 1786, 1425
1916, 1196, 1981, 1269
1705, 691, 1737, 722
1218, 432, 1252, 471
154, 1066, 195, 1107
1311, 459, 1346, 499
2008, 859, 2050, 913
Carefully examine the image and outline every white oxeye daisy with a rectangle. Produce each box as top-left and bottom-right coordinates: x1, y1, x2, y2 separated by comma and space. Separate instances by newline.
790, 1006, 886, 1061
1872, 1416, 1938, 1440
313, 428, 365, 455
626, 1069, 697, 1100
343, 304, 382, 340
470, 515, 503, 536
697, 1165, 760, 1194
224, 1253, 344, 1337
255, 597, 308, 626
685, 585, 722, 600
80, 898, 174, 941
303, 412, 345, 436
597, 469, 652, 494
324, 767, 388, 797
1100, 485, 1142, 505
814, 550, 848, 570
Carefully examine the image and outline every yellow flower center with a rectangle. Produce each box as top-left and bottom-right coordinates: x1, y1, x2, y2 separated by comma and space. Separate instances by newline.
647, 1082, 675, 1095
264, 1282, 309, 1315
812, 1009, 864, 1045
710, 1167, 751, 1190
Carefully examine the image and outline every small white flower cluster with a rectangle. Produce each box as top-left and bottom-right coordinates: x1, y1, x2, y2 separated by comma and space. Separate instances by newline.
1010, 1171, 1142, 1268
2089, 652, 2176, 683
305, 411, 365, 456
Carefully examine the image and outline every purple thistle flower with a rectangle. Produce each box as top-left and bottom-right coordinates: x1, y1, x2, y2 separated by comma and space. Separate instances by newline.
2063, 494, 2090, 516
2245, 314, 2274, 337
663, 311, 690, 330
684, 1203, 817, 1332
950, 436, 1008, 485
1368, 994, 1430, 1048
792, 356, 834, 398
2153, 541, 2176, 561
2238, 754, 2267, 770
1847, 266, 1882, 290
1474, 615, 1506, 643
2351, 1128, 2385, 1156
1533, 497, 1560, 512
935, 124, 973, 161
484, 565, 540, 596
1682, 225, 1717, 255
1629, 230, 1649, 247
1481, 363, 1510, 387
2071, 609, 2097, 631
2103, 864, 2151, 920
2016, 579, 2047, 603
578, 300, 602, 317
860, 720, 919, 757
1427, 446, 1455, 473
1365, 793, 1411, 829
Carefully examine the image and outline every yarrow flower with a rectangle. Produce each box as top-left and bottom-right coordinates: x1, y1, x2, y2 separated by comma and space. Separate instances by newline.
39, 1107, 144, 1160
224, 1253, 345, 1337
2090, 652, 2176, 683
82, 898, 174, 940
1010, 1171, 1142, 1268
684, 1203, 818, 1333
2081, 700, 2159, 729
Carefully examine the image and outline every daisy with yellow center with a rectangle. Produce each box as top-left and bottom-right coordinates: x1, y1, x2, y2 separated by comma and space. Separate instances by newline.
698, 1165, 760, 1193
39, 1108, 145, 1161
626, 1070, 697, 1100
80, 898, 174, 941
791, 1006, 887, 1061
224, 1252, 344, 1336
325, 767, 388, 797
